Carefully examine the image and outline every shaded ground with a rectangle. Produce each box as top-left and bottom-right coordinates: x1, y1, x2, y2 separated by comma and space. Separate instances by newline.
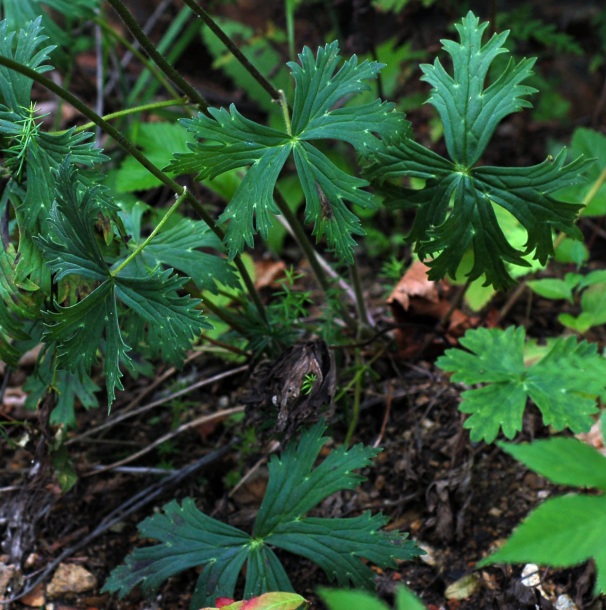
2, 0, 606, 608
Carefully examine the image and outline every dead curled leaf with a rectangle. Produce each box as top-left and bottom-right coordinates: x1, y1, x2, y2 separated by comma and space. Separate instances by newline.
387, 261, 476, 356
244, 339, 336, 441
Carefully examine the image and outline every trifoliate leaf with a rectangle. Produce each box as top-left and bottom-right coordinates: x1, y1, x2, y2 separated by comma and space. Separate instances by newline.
37, 163, 207, 406
104, 422, 421, 608
481, 438, 606, 594
366, 12, 588, 290
119, 199, 237, 292
436, 326, 605, 442
168, 41, 408, 262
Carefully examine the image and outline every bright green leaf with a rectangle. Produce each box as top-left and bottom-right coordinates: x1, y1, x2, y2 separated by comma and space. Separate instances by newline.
527, 278, 574, 301
116, 122, 194, 192
318, 587, 391, 610
318, 585, 426, 610
480, 495, 606, 594
436, 326, 605, 442
499, 437, 606, 491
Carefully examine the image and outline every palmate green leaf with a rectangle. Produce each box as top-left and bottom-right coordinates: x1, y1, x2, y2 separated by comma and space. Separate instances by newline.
119, 199, 237, 292
37, 163, 207, 405
104, 422, 421, 608
436, 326, 605, 442
480, 438, 606, 594
254, 422, 379, 534
268, 513, 417, 588
366, 12, 588, 290
168, 41, 407, 262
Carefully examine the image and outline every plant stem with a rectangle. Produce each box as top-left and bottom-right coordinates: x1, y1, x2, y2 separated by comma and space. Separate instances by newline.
0, 55, 268, 325
198, 295, 250, 337
106, 0, 209, 113
345, 349, 363, 446
273, 189, 358, 332
60, 98, 190, 135
94, 14, 182, 101
273, 190, 329, 292
180, 0, 281, 101
349, 260, 373, 327
112, 190, 187, 276
278, 90, 292, 135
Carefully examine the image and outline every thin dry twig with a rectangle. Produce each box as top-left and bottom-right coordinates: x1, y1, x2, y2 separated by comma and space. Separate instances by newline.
83, 406, 245, 476
66, 364, 248, 446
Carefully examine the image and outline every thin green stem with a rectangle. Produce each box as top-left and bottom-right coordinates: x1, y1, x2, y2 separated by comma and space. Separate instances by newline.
273, 190, 330, 293
112, 190, 187, 276
278, 90, 292, 135
106, 0, 209, 112
94, 14, 181, 100
0, 55, 268, 324
345, 349, 363, 445
198, 296, 249, 337
349, 261, 372, 328
285, 0, 297, 61
274, 191, 358, 331
58, 98, 190, 135
180, 0, 281, 101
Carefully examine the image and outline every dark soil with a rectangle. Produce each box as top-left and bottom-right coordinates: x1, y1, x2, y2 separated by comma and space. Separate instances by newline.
2, 1, 606, 609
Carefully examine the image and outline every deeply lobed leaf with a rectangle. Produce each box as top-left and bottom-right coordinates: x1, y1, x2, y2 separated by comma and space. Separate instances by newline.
168, 41, 407, 262
37, 163, 208, 406
421, 11, 537, 166
437, 326, 605, 442
105, 422, 421, 607
366, 12, 588, 290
